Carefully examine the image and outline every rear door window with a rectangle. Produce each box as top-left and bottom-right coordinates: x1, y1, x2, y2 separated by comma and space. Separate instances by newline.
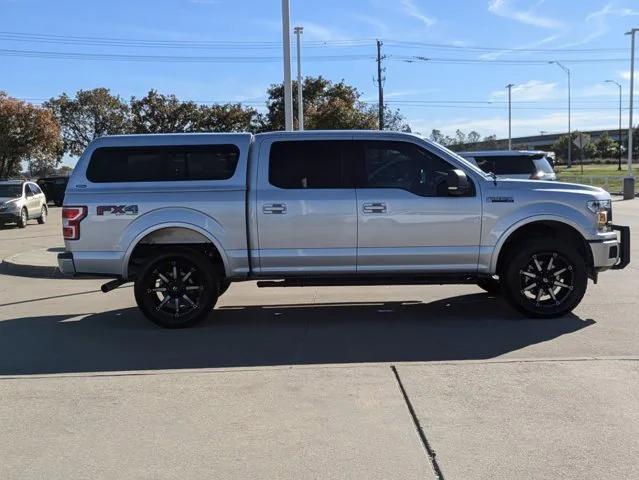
86, 145, 240, 183
269, 140, 353, 189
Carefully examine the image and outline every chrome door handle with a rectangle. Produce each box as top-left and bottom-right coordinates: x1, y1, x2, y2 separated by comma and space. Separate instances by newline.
362, 202, 387, 214
263, 203, 287, 214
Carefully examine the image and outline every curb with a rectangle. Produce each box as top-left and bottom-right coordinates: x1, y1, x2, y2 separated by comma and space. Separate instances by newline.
1, 248, 64, 279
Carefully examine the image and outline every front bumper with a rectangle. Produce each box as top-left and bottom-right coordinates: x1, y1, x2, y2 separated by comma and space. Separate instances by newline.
57, 252, 76, 276
0, 212, 20, 223
611, 224, 630, 269
589, 225, 630, 270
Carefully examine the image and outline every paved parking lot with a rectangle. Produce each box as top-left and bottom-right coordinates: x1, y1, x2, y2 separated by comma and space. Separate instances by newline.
1, 202, 638, 479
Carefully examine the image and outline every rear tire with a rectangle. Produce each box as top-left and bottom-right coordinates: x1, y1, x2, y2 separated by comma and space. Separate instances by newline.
502, 239, 587, 318
37, 205, 48, 224
476, 277, 501, 295
134, 248, 219, 328
17, 208, 28, 228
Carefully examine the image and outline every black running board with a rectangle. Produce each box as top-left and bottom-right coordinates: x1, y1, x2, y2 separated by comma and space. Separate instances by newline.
257, 274, 480, 288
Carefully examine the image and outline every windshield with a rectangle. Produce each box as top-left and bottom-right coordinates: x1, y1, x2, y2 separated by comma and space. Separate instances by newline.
0, 184, 22, 198
423, 140, 491, 178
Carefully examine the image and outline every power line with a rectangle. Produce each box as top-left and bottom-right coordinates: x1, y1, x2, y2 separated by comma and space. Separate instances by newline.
0, 48, 373, 63
0, 31, 629, 53
391, 55, 627, 65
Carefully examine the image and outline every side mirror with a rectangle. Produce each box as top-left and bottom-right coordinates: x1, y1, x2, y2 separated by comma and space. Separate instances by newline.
447, 169, 470, 196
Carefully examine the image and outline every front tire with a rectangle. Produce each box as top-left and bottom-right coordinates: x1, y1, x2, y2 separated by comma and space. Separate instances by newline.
17, 208, 28, 228
502, 239, 587, 318
134, 248, 219, 328
37, 205, 48, 224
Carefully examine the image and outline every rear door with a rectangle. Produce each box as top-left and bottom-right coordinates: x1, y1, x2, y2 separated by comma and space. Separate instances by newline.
254, 139, 358, 275
25, 184, 40, 216
355, 140, 482, 273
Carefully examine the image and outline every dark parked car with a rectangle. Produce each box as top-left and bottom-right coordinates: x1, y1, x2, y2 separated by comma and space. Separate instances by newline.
37, 176, 69, 206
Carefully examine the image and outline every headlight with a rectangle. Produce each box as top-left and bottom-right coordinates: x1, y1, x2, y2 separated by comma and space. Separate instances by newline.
586, 200, 611, 230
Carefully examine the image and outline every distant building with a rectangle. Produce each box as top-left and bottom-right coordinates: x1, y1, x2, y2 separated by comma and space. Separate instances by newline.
464, 128, 625, 152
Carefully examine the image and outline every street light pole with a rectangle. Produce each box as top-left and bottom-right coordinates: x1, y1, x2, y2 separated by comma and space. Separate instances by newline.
622, 29, 638, 199
550, 61, 571, 167
281, 0, 293, 131
294, 26, 304, 131
604, 80, 623, 171
506, 83, 514, 150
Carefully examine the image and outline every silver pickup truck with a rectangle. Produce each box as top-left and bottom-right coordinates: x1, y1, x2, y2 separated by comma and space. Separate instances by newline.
58, 131, 630, 328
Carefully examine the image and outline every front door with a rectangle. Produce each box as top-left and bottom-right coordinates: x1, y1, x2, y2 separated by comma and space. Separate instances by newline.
355, 140, 482, 273
255, 139, 358, 275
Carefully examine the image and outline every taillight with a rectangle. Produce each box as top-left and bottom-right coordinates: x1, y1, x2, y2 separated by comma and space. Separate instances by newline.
62, 206, 87, 240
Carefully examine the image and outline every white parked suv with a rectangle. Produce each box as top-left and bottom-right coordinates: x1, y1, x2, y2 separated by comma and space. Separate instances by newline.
57, 131, 629, 328
0, 180, 48, 228
460, 150, 557, 181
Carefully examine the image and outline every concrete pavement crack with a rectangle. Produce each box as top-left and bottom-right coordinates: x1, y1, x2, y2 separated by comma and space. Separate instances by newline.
391, 365, 445, 480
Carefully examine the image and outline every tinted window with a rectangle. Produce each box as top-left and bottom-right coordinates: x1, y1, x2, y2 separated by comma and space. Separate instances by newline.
269, 141, 347, 189
361, 141, 458, 197
474, 155, 536, 175
533, 156, 555, 174
29, 184, 43, 194
86, 145, 240, 183
0, 184, 22, 197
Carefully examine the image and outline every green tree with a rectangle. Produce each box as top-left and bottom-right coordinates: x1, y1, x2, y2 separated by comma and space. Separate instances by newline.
195, 103, 262, 132
0, 92, 62, 178
130, 90, 199, 133
45, 88, 130, 156
596, 131, 617, 158
264, 76, 408, 131
429, 129, 445, 144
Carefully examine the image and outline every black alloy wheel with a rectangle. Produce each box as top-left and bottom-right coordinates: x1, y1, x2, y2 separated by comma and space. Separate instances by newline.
134, 249, 218, 328
502, 239, 587, 318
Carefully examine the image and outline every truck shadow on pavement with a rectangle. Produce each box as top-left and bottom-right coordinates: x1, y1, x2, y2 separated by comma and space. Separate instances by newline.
0, 293, 595, 375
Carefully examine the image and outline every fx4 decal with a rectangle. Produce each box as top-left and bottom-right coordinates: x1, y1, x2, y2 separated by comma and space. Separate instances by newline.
97, 205, 139, 216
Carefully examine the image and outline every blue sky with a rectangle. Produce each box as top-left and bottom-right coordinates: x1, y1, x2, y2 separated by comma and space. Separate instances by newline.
2, 0, 639, 156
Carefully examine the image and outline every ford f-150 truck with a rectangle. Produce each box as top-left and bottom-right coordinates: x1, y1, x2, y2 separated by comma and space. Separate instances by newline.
57, 131, 630, 328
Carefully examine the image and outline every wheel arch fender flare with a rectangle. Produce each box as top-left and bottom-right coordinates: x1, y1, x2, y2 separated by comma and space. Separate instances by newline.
118, 207, 230, 278
489, 214, 590, 274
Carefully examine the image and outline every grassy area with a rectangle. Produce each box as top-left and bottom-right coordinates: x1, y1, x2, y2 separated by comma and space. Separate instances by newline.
555, 163, 637, 193
554, 163, 629, 176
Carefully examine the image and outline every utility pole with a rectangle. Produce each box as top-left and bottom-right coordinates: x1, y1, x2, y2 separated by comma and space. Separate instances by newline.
281, 0, 293, 131
625, 28, 638, 199
604, 80, 623, 171
506, 83, 514, 150
376, 40, 385, 130
294, 26, 304, 130
550, 61, 571, 167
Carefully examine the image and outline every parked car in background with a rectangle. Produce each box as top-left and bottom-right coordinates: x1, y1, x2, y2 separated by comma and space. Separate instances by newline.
460, 150, 556, 180
0, 180, 48, 228
37, 176, 69, 206
57, 131, 628, 328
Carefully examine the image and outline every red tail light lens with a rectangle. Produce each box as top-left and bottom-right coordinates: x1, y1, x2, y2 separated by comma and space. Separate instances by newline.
62, 206, 87, 240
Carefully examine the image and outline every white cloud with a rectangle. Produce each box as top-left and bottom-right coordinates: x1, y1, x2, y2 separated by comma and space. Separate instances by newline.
487, 0, 563, 29
296, 21, 344, 42
619, 70, 639, 81
558, 3, 639, 48
479, 34, 558, 60
400, 0, 437, 27
352, 14, 391, 37
490, 80, 559, 101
